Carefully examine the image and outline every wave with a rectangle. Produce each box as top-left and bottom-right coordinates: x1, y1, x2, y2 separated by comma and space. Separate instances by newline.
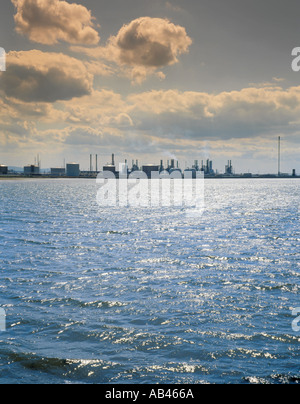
245, 374, 300, 385
2, 350, 121, 383
17, 297, 128, 309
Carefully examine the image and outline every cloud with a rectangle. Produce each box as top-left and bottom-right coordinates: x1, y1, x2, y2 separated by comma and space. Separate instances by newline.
64, 90, 129, 125
110, 17, 192, 68
83, 60, 114, 77
2, 75, 300, 172
11, 0, 100, 45
165, 2, 185, 13
71, 17, 192, 83
64, 127, 105, 146
127, 85, 300, 140
1, 50, 93, 102
101, 113, 134, 128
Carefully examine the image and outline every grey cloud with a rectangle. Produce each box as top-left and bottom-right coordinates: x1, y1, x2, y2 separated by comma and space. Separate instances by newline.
65, 128, 104, 146
1, 51, 93, 103
2, 65, 90, 102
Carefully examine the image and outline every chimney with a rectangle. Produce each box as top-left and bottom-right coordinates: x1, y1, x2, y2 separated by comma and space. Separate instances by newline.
278, 136, 281, 176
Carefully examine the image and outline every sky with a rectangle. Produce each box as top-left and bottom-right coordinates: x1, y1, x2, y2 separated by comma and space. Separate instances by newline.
0, 0, 300, 173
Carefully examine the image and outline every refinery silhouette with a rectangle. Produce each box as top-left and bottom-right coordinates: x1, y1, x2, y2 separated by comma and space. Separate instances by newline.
0, 155, 298, 179
0, 137, 298, 179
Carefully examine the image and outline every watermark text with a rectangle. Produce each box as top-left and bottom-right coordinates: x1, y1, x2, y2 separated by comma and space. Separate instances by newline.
0, 48, 6, 72
0, 308, 6, 332
292, 308, 300, 332
96, 168, 204, 216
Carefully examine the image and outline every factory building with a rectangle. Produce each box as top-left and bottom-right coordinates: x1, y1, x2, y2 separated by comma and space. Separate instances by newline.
131, 160, 139, 173
66, 163, 80, 177
103, 165, 116, 174
142, 165, 159, 178
169, 168, 182, 176
225, 160, 233, 175
170, 159, 175, 170
169, 160, 182, 175
193, 160, 200, 171
165, 159, 178, 172
103, 154, 116, 174
201, 160, 215, 176
0, 165, 8, 175
24, 165, 40, 175
159, 160, 164, 173
51, 168, 66, 176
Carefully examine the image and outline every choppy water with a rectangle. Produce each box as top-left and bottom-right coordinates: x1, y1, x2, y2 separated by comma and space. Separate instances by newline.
0, 178, 299, 384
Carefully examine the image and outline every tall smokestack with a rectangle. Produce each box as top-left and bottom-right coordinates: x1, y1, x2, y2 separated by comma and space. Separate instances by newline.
278, 136, 281, 176
112, 154, 115, 166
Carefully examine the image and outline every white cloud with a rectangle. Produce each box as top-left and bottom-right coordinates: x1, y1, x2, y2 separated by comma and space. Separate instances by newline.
11, 0, 100, 45
127, 85, 300, 140
109, 17, 192, 68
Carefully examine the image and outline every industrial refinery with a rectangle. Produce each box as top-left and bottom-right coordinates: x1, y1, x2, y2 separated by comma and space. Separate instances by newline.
0, 150, 298, 179
0, 137, 298, 178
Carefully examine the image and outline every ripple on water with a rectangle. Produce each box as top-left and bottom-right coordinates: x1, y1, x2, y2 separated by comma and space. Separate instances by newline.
0, 179, 299, 383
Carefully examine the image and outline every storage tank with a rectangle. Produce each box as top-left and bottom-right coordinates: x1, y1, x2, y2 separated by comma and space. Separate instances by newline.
66, 163, 80, 177
142, 164, 159, 178
0, 165, 8, 175
51, 168, 66, 176
103, 165, 116, 174
24, 165, 40, 175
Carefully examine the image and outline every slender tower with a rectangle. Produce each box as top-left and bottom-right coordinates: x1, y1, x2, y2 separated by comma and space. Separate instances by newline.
278, 136, 281, 177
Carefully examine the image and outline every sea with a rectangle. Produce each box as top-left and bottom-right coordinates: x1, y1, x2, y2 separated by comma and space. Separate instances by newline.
0, 178, 299, 384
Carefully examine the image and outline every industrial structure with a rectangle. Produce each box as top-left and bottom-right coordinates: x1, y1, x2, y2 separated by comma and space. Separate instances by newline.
24, 165, 40, 175
66, 163, 80, 177
0, 165, 8, 175
131, 160, 139, 172
53, 153, 296, 178
4, 139, 299, 179
142, 164, 160, 178
89, 154, 100, 173
50, 168, 66, 176
201, 160, 215, 176
278, 136, 281, 177
103, 154, 116, 174
225, 160, 233, 175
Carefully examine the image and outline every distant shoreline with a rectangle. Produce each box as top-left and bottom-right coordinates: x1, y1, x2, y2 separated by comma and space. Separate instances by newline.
0, 175, 299, 181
